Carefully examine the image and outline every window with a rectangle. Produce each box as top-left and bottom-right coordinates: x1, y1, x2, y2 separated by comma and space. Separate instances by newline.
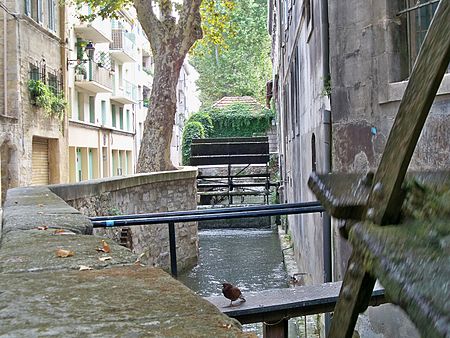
126, 109, 130, 131
29, 63, 40, 81
26, 0, 43, 23
119, 107, 124, 129
47, 0, 56, 31
47, 73, 58, 95
89, 96, 95, 123
111, 104, 116, 127
77, 92, 84, 121
403, 0, 448, 74
101, 100, 107, 125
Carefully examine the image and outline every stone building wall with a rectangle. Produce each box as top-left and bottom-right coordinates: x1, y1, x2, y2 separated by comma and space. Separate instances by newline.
51, 168, 199, 272
0, 1, 69, 206
329, 0, 450, 280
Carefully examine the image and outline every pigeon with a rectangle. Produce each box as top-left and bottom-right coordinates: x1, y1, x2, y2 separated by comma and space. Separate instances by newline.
222, 282, 246, 306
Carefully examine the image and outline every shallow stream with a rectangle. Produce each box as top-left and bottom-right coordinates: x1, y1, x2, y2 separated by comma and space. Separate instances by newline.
178, 227, 289, 335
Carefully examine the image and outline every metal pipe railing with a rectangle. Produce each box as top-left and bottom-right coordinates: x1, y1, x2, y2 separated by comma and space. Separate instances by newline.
89, 203, 325, 277
90, 202, 322, 222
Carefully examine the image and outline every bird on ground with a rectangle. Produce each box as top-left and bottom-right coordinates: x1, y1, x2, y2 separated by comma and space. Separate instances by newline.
222, 282, 246, 307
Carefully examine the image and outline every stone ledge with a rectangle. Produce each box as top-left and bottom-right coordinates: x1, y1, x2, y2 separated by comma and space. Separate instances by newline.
49, 167, 198, 202
0, 266, 246, 337
2, 186, 92, 235
0, 230, 136, 274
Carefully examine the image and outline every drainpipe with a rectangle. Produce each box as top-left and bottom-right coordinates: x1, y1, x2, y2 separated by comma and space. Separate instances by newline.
321, 0, 332, 334
60, 2, 68, 183
3, 9, 7, 117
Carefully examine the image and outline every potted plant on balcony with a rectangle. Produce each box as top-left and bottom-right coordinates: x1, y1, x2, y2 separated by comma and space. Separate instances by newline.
75, 63, 87, 81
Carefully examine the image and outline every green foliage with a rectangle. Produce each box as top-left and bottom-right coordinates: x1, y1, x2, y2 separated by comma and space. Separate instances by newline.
73, 0, 235, 49
181, 103, 274, 164
320, 75, 332, 97
28, 80, 66, 121
206, 103, 275, 138
181, 121, 206, 165
188, 112, 214, 137
192, 0, 272, 106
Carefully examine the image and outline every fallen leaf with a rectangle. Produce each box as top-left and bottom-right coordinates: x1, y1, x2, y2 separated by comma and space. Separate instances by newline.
55, 249, 74, 258
37, 211, 44, 215
79, 265, 93, 271
98, 256, 112, 262
102, 240, 111, 253
96, 240, 111, 253
54, 229, 75, 235
38, 204, 45, 207
37, 226, 48, 230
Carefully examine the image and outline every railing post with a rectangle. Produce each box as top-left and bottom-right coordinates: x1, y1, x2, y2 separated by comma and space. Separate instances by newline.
168, 221, 178, 278
263, 318, 288, 338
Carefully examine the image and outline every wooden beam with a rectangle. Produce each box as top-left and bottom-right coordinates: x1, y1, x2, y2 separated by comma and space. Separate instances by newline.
205, 282, 385, 325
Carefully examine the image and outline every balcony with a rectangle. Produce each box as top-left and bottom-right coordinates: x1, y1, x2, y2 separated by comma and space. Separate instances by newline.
75, 61, 113, 93
74, 9, 112, 43
142, 40, 151, 57
110, 29, 138, 63
111, 79, 138, 104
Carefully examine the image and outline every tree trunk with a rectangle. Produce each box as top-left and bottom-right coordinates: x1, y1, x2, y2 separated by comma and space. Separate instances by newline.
133, 0, 202, 173
136, 49, 184, 173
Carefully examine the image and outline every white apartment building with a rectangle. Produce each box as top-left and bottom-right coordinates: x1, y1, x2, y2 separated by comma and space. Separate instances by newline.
171, 60, 200, 166
67, 6, 198, 181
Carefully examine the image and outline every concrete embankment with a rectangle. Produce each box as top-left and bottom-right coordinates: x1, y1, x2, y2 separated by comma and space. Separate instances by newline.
0, 182, 248, 337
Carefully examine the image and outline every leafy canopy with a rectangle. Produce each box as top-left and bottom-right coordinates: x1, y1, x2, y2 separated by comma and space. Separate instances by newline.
191, 0, 272, 106
72, 0, 236, 49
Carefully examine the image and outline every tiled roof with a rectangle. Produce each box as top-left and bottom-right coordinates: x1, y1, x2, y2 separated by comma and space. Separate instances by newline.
212, 96, 264, 111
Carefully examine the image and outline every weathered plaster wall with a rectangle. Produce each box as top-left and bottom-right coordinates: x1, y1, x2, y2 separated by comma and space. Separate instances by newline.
273, 0, 330, 286
0, 2, 69, 204
51, 168, 199, 272
329, 0, 450, 279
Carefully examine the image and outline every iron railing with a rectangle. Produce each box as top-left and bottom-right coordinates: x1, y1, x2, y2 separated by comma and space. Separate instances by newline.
89, 202, 325, 277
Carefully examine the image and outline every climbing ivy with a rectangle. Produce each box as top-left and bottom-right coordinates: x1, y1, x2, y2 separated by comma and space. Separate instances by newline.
28, 79, 66, 121
181, 103, 275, 164
188, 112, 214, 137
181, 121, 206, 165
206, 103, 275, 138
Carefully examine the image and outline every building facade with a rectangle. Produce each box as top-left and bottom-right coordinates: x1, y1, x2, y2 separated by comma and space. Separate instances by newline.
269, 0, 449, 335
171, 60, 200, 166
67, 6, 143, 182
0, 0, 69, 205
67, 6, 199, 182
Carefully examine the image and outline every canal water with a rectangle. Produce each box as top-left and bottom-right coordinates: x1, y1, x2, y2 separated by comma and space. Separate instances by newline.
178, 227, 289, 335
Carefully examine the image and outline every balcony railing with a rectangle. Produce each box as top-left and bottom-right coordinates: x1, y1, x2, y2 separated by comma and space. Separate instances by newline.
112, 79, 138, 104
75, 61, 113, 93
110, 29, 137, 63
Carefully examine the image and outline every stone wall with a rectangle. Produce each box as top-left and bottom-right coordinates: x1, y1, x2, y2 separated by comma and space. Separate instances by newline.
0, 184, 244, 337
50, 167, 198, 272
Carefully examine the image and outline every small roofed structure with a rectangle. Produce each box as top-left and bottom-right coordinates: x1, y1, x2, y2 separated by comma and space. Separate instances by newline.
212, 96, 265, 112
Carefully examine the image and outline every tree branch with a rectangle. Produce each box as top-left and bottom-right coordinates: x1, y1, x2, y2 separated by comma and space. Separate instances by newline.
134, 0, 163, 51
159, 0, 174, 21
177, 0, 203, 55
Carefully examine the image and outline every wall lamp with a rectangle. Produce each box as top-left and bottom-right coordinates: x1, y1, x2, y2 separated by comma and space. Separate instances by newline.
67, 41, 95, 69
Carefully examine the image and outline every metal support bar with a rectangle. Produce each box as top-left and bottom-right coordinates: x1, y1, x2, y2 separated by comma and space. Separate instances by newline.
168, 222, 177, 278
